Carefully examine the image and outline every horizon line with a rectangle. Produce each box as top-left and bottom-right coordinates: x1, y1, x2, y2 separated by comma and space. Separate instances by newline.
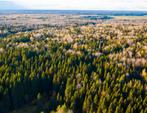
0, 9, 147, 12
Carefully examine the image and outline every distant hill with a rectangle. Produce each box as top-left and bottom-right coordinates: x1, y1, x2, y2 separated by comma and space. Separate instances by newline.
0, 1, 23, 10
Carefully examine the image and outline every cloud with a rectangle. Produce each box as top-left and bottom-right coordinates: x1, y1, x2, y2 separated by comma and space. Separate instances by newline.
3, 0, 147, 10
0, 1, 24, 9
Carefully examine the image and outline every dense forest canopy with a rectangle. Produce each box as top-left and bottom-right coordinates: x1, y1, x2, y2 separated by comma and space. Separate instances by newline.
0, 19, 147, 113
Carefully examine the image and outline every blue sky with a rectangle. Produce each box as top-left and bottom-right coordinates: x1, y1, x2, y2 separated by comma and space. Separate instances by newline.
0, 0, 147, 10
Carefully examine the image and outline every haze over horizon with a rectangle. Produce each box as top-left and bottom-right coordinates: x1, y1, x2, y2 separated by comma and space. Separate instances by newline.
0, 0, 147, 11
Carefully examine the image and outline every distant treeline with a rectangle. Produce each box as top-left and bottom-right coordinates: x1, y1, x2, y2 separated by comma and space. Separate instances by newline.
0, 10, 147, 16
82, 16, 113, 20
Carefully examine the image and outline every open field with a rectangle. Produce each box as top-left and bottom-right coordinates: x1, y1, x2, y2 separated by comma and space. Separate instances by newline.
0, 13, 147, 38
114, 16, 147, 20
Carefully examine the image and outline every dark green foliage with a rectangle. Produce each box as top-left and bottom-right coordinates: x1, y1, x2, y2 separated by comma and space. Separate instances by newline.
0, 40, 146, 113
13, 37, 30, 43
82, 16, 113, 20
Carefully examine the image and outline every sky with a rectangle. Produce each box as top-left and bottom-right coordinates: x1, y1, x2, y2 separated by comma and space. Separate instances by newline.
0, 0, 147, 11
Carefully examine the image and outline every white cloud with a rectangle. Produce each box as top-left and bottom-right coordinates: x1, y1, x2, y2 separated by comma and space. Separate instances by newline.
8, 0, 147, 10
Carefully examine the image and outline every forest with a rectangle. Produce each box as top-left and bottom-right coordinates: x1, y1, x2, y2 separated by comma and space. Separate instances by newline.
0, 16, 147, 113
